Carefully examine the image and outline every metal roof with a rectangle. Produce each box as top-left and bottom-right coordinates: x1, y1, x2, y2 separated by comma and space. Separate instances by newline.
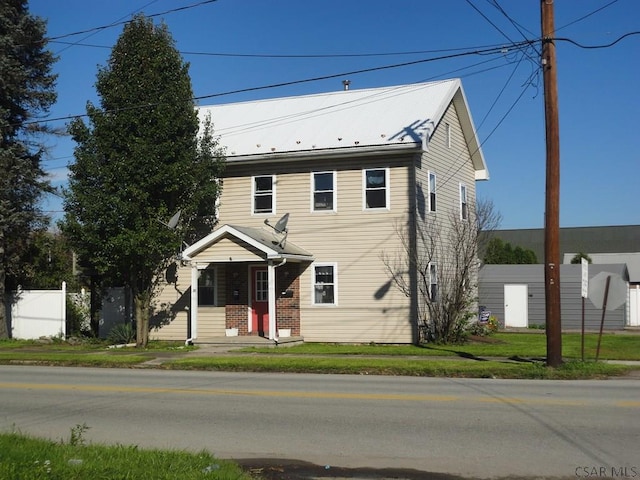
199, 79, 488, 179
563, 252, 640, 283
182, 224, 313, 262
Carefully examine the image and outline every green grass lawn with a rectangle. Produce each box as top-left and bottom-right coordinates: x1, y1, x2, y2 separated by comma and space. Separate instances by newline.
0, 430, 252, 480
165, 354, 632, 379
241, 332, 640, 361
1, 333, 638, 379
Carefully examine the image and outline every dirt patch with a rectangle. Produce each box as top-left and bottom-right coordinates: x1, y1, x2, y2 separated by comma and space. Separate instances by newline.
236, 458, 466, 480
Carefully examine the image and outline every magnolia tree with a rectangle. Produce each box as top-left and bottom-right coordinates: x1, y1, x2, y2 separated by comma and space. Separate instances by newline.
384, 199, 501, 344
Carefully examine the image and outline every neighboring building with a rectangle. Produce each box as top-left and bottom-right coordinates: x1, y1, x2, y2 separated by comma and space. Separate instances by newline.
151, 80, 488, 344
479, 264, 630, 330
479, 225, 640, 329
562, 253, 640, 328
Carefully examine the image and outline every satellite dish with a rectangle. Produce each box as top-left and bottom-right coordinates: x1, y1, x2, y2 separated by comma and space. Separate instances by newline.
264, 213, 289, 234
167, 210, 181, 229
264, 213, 290, 248
157, 209, 181, 229
273, 213, 289, 233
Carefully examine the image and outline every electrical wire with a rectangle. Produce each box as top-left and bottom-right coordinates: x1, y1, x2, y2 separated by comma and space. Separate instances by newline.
47, 0, 219, 41
19, 40, 533, 128
465, 0, 539, 67
54, 0, 160, 55
556, 31, 640, 49
48, 39, 524, 59
556, 0, 619, 32
487, 0, 540, 54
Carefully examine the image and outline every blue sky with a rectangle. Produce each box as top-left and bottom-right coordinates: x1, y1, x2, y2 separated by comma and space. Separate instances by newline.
29, 0, 640, 229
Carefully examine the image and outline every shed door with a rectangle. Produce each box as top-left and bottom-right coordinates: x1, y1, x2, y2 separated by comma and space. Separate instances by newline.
630, 286, 639, 327
504, 284, 528, 328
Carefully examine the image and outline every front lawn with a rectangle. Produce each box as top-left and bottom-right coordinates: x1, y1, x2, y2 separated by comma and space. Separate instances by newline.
241, 332, 640, 361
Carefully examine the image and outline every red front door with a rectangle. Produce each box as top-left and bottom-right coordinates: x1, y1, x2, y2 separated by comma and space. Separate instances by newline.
251, 267, 269, 335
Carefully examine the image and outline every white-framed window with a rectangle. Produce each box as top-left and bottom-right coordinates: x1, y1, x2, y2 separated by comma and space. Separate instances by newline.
312, 263, 337, 305
197, 268, 217, 306
311, 171, 336, 212
428, 262, 438, 303
252, 175, 275, 214
363, 168, 389, 210
459, 183, 468, 220
428, 171, 437, 213
445, 122, 451, 148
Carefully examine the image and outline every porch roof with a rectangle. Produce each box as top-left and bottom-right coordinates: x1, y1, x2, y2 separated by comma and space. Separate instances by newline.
182, 224, 313, 262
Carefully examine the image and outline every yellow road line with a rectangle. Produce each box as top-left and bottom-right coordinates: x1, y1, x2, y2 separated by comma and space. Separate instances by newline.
1, 382, 632, 407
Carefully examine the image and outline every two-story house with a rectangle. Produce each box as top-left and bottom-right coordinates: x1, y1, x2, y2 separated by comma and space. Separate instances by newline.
151, 79, 489, 344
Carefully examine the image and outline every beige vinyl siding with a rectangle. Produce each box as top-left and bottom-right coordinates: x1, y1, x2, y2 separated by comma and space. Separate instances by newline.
414, 101, 479, 323
219, 156, 414, 343
151, 264, 226, 341
150, 264, 191, 341
196, 236, 264, 263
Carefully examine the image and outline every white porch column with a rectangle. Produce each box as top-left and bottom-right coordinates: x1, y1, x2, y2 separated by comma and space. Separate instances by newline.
190, 265, 200, 341
268, 261, 276, 340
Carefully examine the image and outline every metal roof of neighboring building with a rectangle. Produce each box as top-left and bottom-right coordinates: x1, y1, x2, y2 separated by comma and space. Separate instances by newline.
198, 79, 488, 179
487, 225, 640, 261
563, 252, 640, 283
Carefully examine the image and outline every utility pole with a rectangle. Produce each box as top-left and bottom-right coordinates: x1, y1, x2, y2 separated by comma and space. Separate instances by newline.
541, 0, 562, 367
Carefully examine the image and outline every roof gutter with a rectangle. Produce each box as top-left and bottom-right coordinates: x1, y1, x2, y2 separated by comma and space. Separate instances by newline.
225, 143, 421, 165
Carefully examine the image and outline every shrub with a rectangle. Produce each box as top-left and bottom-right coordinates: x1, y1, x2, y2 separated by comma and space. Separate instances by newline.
107, 323, 136, 345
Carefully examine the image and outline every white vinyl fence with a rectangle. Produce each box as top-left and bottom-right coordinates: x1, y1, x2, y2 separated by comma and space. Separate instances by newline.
7, 283, 66, 339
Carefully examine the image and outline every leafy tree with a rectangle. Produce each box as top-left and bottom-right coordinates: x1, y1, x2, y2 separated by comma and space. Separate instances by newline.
570, 252, 591, 264
62, 15, 224, 346
0, 0, 57, 338
483, 238, 537, 264
16, 230, 76, 290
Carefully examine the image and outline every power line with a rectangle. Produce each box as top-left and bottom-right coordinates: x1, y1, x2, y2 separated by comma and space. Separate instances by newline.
20, 40, 533, 128
487, 0, 540, 54
556, 0, 619, 32
465, 0, 539, 66
49, 39, 526, 59
23, 31, 638, 131
54, 0, 161, 55
556, 31, 640, 49
47, 0, 219, 41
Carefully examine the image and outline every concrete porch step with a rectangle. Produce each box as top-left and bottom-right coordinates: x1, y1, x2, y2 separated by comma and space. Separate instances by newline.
193, 336, 304, 347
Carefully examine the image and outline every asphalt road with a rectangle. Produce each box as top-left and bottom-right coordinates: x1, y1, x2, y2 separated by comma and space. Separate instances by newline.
0, 366, 638, 479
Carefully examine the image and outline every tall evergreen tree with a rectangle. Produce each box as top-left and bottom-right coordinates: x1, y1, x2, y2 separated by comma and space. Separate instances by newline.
0, 0, 57, 338
62, 15, 224, 346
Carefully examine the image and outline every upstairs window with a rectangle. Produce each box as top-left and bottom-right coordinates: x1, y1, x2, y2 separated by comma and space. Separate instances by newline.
460, 183, 468, 220
313, 263, 336, 305
312, 171, 336, 211
428, 172, 437, 213
363, 168, 389, 210
198, 269, 216, 306
253, 175, 274, 214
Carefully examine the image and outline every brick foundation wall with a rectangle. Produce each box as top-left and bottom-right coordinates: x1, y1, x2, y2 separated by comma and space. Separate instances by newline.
224, 263, 302, 336
276, 263, 301, 336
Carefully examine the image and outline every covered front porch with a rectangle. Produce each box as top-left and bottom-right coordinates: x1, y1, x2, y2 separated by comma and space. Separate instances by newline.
181, 224, 313, 342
